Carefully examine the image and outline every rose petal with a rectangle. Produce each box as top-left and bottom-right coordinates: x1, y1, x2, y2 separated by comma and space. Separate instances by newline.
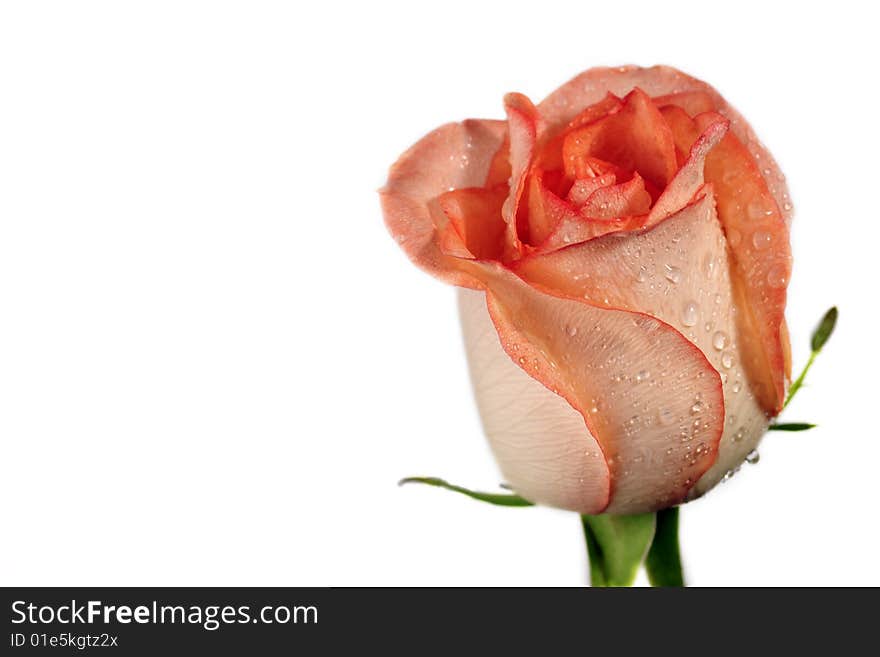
536, 214, 644, 254
516, 191, 769, 495
580, 172, 652, 219
695, 113, 791, 411
476, 264, 723, 514
438, 185, 508, 260
646, 112, 728, 227
567, 173, 617, 205
562, 88, 677, 191
660, 104, 704, 164
654, 90, 716, 117
566, 92, 625, 130
458, 288, 611, 513
526, 170, 579, 246
502, 92, 539, 257
381, 119, 507, 287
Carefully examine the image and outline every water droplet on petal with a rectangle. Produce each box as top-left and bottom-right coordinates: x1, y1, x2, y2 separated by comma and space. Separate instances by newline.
702, 253, 717, 280
732, 380, 742, 393
767, 264, 788, 288
747, 200, 773, 221
664, 265, 682, 284
745, 450, 760, 464
712, 331, 728, 350
635, 370, 650, 383
690, 401, 704, 414
721, 351, 734, 369
566, 325, 578, 337
658, 408, 674, 425
751, 231, 772, 250
681, 301, 699, 327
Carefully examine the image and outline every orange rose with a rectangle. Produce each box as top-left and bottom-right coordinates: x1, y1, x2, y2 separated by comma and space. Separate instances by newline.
381, 65, 792, 514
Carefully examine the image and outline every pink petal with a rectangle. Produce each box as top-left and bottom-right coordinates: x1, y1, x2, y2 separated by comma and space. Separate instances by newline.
380, 119, 506, 287
567, 173, 617, 205
694, 113, 792, 411
646, 113, 729, 227
459, 288, 610, 513
501, 92, 539, 258
464, 263, 724, 514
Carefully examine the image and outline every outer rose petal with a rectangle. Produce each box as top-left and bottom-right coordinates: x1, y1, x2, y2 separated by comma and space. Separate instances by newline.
459, 264, 724, 514
458, 288, 611, 513
516, 191, 771, 492
538, 65, 793, 226
380, 119, 507, 288
695, 113, 791, 411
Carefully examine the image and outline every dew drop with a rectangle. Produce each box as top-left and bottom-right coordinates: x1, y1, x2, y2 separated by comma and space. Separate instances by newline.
712, 331, 728, 350
747, 200, 773, 221
681, 301, 699, 327
745, 449, 760, 465
734, 428, 745, 442
732, 380, 742, 393
702, 253, 717, 280
664, 264, 682, 284
722, 466, 741, 483
720, 351, 734, 369
658, 408, 674, 425
690, 401, 704, 414
767, 264, 788, 289
783, 202, 792, 211
635, 370, 651, 383
751, 231, 772, 250
566, 325, 578, 337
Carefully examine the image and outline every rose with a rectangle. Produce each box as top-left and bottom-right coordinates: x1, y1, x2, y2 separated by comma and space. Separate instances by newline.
381, 65, 792, 515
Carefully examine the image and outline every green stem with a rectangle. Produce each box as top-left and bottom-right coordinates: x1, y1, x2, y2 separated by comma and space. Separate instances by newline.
581, 513, 655, 587
645, 507, 684, 587
783, 350, 816, 410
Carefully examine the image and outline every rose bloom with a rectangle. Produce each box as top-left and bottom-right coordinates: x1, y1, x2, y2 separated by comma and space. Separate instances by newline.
381, 65, 792, 514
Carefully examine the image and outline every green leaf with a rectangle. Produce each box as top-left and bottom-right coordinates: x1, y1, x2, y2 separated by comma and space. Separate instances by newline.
768, 422, 817, 432
811, 306, 838, 352
784, 306, 838, 410
581, 513, 655, 587
645, 507, 684, 587
398, 477, 534, 507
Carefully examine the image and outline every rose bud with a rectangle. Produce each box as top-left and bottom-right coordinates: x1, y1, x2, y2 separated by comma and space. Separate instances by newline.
381, 65, 792, 514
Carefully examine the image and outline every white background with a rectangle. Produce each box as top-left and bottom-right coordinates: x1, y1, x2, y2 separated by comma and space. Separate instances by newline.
1, 1, 877, 586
